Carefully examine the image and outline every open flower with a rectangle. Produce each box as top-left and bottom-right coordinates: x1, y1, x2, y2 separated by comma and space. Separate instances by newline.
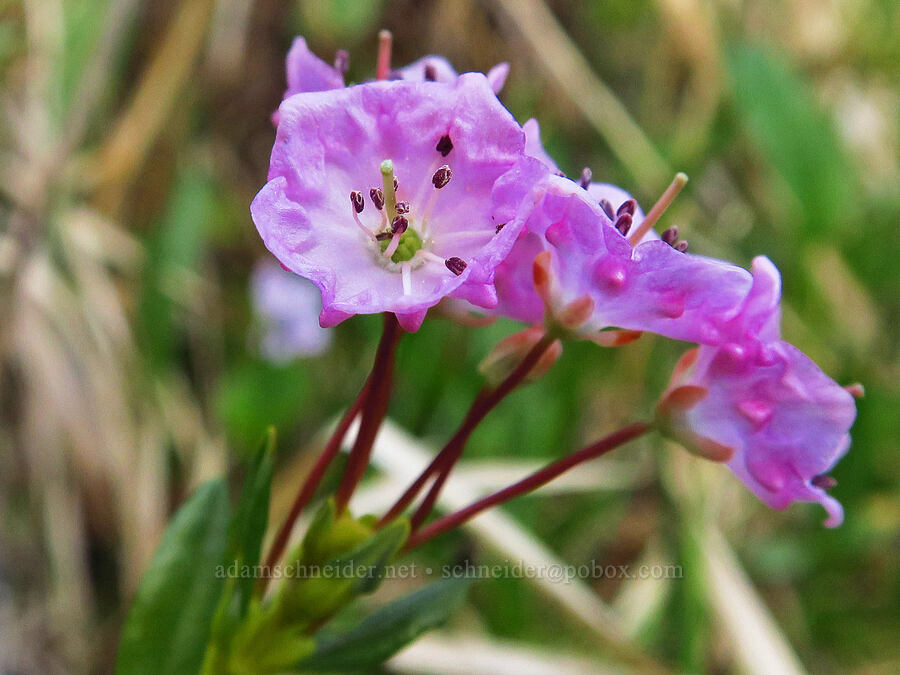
656, 258, 858, 526
398, 55, 509, 93
252, 74, 529, 331
493, 173, 755, 346
278, 36, 509, 103
251, 260, 332, 361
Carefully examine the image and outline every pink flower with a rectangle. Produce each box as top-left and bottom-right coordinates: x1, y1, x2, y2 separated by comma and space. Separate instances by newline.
398, 56, 509, 93
492, 173, 754, 346
657, 258, 858, 526
251, 75, 529, 332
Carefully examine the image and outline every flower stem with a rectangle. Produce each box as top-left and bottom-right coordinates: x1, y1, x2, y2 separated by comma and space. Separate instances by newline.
404, 422, 652, 551
379, 331, 558, 529
334, 313, 402, 512
259, 380, 370, 592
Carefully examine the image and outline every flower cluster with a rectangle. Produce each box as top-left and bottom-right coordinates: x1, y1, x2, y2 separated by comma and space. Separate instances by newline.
251, 34, 858, 528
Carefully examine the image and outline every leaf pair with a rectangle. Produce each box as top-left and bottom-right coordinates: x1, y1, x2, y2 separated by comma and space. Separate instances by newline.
116, 429, 470, 674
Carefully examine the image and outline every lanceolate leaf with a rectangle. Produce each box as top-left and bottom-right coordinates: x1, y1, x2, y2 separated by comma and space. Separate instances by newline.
117, 480, 230, 675
300, 577, 472, 671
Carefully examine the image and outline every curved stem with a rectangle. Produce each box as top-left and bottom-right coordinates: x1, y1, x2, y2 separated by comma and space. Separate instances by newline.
334, 313, 402, 512
380, 331, 557, 528
404, 422, 651, 551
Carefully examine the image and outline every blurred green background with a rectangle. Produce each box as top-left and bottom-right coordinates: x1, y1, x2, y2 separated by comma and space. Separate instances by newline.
1, 0, 898, 672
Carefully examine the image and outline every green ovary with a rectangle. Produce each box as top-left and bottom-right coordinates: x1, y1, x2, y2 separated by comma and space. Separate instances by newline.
380, 228, 423, 263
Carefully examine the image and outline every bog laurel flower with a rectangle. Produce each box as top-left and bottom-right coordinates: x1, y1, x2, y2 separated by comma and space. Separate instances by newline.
492, 171, 754, 346
272, 36, 509, 125
656, 258, 858, 526
251, 260, 332, 361
251, 74, 529, 331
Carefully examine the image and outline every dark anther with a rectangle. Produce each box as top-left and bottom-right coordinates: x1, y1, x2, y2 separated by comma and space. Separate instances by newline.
436, 134, 453, 157
445, 256, 467, 276
432, 165, 452, 189
334, 50, 349, 74
393, 176, 399, 191
370, 187, 385, 210
811, 474, 838, 489
617, 199, 636, 217
395, 201, 410, 214
350, 190, 364, 213
424, 64, 437, 81
391, 215, 409, 235
495, 222, 506, 234
675, 240, 689, 253
599, 199, 615, 220
614, 213, 632, 236
553, 170, 567, 178
661, 226, 679, 246
375, 231, 393, 241
579, 167, 592, 189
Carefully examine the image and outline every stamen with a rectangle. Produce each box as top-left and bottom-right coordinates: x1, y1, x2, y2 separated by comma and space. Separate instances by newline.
436, 134, 453, 157
432, 165, 452, 189
391, 215, 408, 235
393, 176, 399, 192
614, 213, 632, 236
495, 223, 506, 233
445, 257, 467, 276
553, 170, 567, 178
370, 187, 385, 210
334, 50, 349, 74
375, 231, 392, 241
579, 167, 592, 189
599, 199, 615, 220
628, 172, 689, 245
617, 199, 636, 217
402, 262, 412, 295
811, 474, 837, 490
381, 159, 398, 220
350, 192, 375, 239
661, 226, 679, 246
424, 63, 437, 81
383, 231, 402, 259
376, 30, 392, 81
417, 250, 446, 265
675, 240, 689, 253
395, 201, 410, 214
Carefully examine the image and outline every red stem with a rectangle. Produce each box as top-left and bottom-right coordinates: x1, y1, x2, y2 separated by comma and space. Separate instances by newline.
334, 313, 402, 511
259, 381, 370, 590
380, 331, 557, 529
404, 422, 651, 551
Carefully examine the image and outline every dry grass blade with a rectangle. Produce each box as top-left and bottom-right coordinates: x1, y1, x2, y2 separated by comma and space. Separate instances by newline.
388, 633, 622, 674
702, 527, 806, 675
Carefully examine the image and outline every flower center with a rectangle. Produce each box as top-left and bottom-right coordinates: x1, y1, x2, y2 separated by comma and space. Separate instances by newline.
379, 227, 422, 262
346, 138, 469, 292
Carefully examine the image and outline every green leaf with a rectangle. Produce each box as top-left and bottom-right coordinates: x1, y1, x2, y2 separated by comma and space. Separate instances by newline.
300, 577, 471, 671
207, 428, 277, 638
117, 480, 231, 675
227, 427, 276, 615
727, 42, 856, 236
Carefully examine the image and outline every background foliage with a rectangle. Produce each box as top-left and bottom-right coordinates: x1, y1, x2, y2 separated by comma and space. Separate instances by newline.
1, 0, 898, 672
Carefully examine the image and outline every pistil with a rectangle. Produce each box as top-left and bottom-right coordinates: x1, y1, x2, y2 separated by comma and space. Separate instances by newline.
627, 172, 688, 244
